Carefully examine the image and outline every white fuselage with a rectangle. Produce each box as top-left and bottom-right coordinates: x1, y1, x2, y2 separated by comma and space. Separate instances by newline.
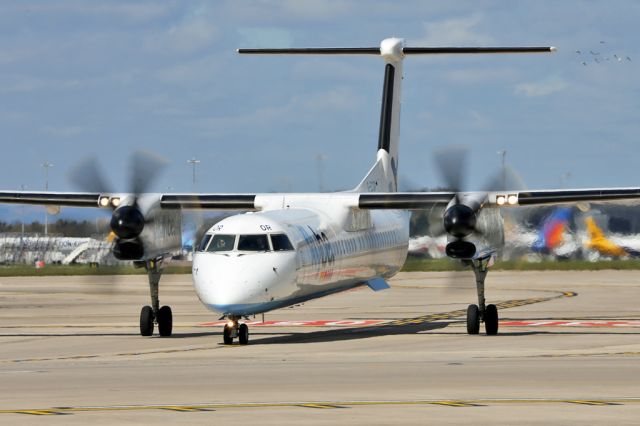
192, 198, 409, 316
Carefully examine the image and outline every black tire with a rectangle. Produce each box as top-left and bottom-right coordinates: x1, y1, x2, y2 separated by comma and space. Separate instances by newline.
140, 305, 154, 336
223, 324, 233, 345
238, 323, 249, 345
485, 304, 499, 336
466, 304, 480, 335
157, 305, 173, 337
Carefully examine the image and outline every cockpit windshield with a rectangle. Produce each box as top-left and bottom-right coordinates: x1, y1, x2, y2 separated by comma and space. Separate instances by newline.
207, 234, 236, 252
270, 234, 294, 251
198, 234, 212, 252
238, 234, 269, 251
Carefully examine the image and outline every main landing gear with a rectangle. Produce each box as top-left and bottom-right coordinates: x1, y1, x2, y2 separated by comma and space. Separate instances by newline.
139, 258, 173, 337
222, 316, 249, 345
465, 255, 499, 336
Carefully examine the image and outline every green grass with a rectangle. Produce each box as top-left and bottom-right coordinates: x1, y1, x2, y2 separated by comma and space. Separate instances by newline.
2, 258, 640, 277
401, 257, 640, 272
0, 264, 192, 277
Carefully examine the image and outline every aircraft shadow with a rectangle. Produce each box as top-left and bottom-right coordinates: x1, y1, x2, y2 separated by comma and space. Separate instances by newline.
248, 321, 450, 345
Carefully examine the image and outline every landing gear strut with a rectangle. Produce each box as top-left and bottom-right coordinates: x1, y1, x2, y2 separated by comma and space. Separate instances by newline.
222, 316, 249, 345
139, 258, 172, 337
466, 255, 498, 336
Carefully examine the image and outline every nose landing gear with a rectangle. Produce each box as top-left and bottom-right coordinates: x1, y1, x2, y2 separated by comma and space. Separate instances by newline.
222, 316, 249, 345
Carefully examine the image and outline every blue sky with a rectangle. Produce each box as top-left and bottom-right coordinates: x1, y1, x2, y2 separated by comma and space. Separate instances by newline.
1, 0, 639, 199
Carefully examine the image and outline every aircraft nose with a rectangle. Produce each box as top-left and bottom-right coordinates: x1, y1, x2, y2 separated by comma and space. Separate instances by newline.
192, 253, 294, 314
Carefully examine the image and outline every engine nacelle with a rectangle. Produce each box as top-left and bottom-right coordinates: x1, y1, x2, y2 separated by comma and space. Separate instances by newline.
445, 240, 476, 259
109, 194, 182, 261
113, 238, 145, 260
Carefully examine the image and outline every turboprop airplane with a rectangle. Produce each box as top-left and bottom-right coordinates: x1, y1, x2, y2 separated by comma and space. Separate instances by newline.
3, 38, 640, 344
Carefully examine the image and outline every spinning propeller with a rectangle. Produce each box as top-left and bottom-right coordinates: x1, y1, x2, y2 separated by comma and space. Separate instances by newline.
433, 146, 524, 259
69, 151, 168, 260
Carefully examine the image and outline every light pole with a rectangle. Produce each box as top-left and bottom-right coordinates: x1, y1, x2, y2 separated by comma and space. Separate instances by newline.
315, 153, 327, 192
496, 150, 506, 190
42, 161, 54, 235
187, 158, 200, 189
20, 184, 26, 241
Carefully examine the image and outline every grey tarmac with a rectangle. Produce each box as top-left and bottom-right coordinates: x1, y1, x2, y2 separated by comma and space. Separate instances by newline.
1, 270, 639, 425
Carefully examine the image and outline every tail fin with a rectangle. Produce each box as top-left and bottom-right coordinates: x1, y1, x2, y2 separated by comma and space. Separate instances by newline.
355, 38, 405, 192
584, 216, 628, 256
585, 217, 605, 241
238, 40, 554, 194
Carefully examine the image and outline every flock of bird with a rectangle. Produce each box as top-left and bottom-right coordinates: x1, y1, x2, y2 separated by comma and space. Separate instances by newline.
576, 41, 632, 66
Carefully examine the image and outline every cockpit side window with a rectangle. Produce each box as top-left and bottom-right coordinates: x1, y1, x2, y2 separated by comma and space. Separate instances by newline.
198, 234, 212, 252
270, 234, 294, 251
207, 234, 236, 252
238, 234, 269, 251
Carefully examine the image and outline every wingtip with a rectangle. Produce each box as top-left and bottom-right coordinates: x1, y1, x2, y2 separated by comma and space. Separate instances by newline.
550, 46, 558, 53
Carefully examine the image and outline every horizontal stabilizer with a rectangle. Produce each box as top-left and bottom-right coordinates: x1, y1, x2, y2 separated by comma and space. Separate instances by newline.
365, 278, 391, 292
238, 47, 556, 55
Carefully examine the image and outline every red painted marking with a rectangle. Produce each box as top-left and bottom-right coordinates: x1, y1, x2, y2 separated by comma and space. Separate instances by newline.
198, 319, 389, 327
501, 320, 640, 328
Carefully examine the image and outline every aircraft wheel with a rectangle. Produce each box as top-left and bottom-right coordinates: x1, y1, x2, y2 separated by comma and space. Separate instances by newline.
484, 304, 499, 336
157, 305, 173, 337
466, 304, 480, 335
223, 324, 234, 345
238, 323, 249, 345
140, 305, 154, 336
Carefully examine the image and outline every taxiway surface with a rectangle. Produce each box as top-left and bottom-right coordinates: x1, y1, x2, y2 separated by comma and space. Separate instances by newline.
1, 270, 639, 425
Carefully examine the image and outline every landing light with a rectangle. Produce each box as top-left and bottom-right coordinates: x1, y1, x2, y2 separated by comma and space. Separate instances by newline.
507, 194, 518, 205
496, 195, 506, 206
111, 197, 121, 208
227, 320, 235, 328
99, 197, 110, 207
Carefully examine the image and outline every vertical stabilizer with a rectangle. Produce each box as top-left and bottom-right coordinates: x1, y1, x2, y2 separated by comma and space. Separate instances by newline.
355, 38, 405, 193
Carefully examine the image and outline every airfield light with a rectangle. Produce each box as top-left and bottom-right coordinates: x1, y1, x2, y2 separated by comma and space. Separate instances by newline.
507, 194, 518, 205
496, 195, 506, 206
99, 197, 110, 207
111, 197, 121, 208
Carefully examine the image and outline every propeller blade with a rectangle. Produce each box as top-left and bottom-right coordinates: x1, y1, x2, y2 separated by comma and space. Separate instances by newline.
482, 164, 527, 192
68, 157, 112, 193
433, 145, 469, 195
130, 150, 168, 196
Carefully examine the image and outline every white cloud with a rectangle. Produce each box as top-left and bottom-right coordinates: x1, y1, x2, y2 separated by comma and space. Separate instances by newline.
515, 76, 568, 97
42, 126, 84, 138
0, 77, 84, 94
10, 1, 173, 22
276, 0, 353, 19
446, 68, 518, 84
302, 87, 362, 111
144, 4, 218, 54
191, 86, 362, 138
237, 27, 293, 48
153, 55, 220, 85
166, 11, 218, 53
414, 14, 494, 46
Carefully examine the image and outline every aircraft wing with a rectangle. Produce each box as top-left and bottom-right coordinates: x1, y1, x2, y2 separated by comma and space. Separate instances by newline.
357, 187, 640, 209
0, 191, 102, 207
160, 194, 257, 210
0, 191, 259, 210
500, 188, 640, 206
2, 187, 640, 211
